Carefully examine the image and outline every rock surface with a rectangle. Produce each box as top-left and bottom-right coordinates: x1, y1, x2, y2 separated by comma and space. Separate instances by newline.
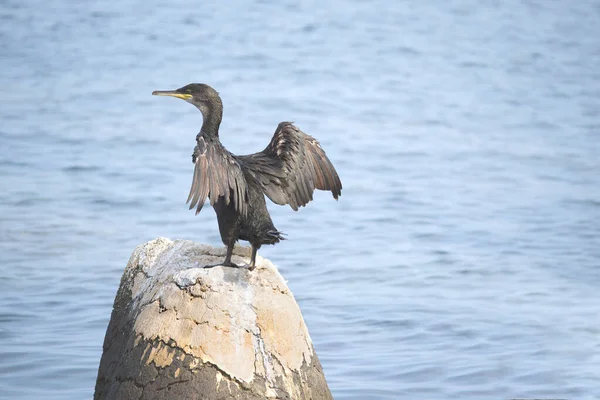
94, 238, 333, 400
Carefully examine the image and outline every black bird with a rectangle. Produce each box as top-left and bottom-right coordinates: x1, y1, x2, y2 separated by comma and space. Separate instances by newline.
152, 83, 342, 270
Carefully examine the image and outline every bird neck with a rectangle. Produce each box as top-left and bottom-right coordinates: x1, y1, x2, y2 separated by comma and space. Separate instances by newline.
199, 101, 223, 137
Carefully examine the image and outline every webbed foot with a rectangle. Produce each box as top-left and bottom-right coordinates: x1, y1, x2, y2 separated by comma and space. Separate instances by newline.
204, 261, 237, 269
204, 260, 252, 270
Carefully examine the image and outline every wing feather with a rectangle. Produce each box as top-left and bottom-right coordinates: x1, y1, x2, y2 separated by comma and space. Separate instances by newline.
187, 135, 247, 216
236, 122, 341, 210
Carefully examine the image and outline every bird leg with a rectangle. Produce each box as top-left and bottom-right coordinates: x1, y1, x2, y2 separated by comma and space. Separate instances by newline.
248, 244, 259, 271
204, 241, 241, 269
204, 242, 260, 271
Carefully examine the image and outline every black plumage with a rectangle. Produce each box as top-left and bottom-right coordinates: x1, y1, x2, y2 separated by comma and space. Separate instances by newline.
153, 83, 342, 270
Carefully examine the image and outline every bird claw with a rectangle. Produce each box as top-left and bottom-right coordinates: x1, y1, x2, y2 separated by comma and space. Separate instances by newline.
204, 261, 251, 270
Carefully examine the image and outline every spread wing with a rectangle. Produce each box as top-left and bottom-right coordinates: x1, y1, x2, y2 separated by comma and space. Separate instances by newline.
187, 135, 248, 216
237, 122, 342, 211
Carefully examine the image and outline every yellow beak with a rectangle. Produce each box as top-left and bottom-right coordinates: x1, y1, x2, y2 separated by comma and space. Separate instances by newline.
152, 90, 193, 100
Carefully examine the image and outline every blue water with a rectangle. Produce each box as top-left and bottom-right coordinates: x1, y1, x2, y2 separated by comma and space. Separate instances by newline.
1, 0, 600, 399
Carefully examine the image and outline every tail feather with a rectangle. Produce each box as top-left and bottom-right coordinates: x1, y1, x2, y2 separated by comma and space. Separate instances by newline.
264, 229, 286, 244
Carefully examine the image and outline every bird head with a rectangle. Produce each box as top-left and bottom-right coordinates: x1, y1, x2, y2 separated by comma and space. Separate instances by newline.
152, 83, 222, 118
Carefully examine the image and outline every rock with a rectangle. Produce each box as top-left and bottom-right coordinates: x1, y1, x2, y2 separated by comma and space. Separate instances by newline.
94, 238, 333, 400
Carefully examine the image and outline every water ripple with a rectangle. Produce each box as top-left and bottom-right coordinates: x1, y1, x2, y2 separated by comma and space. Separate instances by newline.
1, 0, 600, 399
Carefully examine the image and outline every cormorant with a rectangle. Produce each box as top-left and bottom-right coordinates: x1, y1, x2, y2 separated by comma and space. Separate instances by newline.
152, 83, 342, 270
